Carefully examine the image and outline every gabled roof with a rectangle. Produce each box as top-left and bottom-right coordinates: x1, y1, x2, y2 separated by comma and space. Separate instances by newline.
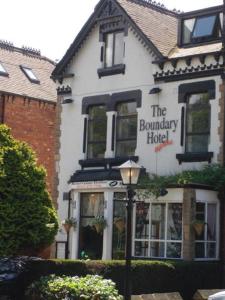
117, 0, 177, 57
52, 0, 179, 77
0, 43, 56, 103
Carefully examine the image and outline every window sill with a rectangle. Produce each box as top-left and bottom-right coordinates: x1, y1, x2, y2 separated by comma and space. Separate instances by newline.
79, 156, 138, 169
176, 152, 213, 164
97, 64, 125, 78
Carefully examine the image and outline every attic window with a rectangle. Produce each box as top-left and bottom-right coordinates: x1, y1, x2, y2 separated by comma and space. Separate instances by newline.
0, 63, 8, 76
20, 66, 40, 84
182, 13, 222, 45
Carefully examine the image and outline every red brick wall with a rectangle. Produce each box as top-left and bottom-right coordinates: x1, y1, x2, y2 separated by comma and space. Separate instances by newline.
2, 94, 56, 202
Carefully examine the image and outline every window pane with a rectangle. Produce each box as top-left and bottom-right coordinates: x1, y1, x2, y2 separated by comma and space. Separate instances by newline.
114, 32, 124, 65
183, 18, 195, 44
195, 242, 205, 258
88, 119, 107, 142
135, 241, 148, 257
105, 33, 113, 67
87, 143, 106, 159
0, 63, 7, 74
112, 193, 126, 260
135, 202, 150, 239
116, 140, 136, 157
186, 93, 210, 153
167, 204, 182, 240
150, 242, 164, 258
117, 102, 137, 115
89, 105, 106, 118
186, 135, 209, 153
207, 242, 216, 258
23, 67, 38, 80
151, 204, 165, 240
80, 193, 104, 217
195, 203, 205, 240
193, 15, 216, 38
117, 117, 137, 139
167, 243, 181, 258
207, 204, 216, 241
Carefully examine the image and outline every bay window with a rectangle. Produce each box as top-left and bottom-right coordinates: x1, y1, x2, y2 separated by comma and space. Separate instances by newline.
87, 105, 107, 159
134, 202, 183, 259
116, 101, 137, 157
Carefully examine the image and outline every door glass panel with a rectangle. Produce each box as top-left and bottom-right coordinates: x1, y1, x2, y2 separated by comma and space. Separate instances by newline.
79, 193, 104, 259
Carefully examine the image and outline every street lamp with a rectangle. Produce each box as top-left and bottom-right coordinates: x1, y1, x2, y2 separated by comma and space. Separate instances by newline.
119, 160, 141, 300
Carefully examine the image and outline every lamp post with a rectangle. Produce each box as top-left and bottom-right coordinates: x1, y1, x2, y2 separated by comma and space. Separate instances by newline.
119, 160, 141, 300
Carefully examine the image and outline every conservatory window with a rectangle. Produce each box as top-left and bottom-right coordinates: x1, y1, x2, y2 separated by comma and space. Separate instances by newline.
134, 202, 182, 259
195, 202, 219, 260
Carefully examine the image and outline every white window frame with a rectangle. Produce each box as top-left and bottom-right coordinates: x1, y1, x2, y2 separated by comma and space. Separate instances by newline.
194, 194, 220, 261
132, 199, 183, 260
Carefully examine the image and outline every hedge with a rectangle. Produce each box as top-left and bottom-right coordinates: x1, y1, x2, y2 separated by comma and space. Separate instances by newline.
18, 259, 222, 300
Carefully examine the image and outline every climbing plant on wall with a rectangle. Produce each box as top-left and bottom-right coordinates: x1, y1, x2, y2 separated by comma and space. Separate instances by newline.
0, 125, 58, 256
137, 164, 225, 199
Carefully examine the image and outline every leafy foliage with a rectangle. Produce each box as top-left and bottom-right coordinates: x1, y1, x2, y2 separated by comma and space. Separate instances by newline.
0, 125, 58, 256
23, 259, 222, 300
137, 164, 225, 198
25, 274, 123, 300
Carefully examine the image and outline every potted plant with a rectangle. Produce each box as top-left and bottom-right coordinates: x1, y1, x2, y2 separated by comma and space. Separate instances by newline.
61, 217, 77, 233
192, 219, 205, 236
114, 217, 126, 233
92, 216, 107, 234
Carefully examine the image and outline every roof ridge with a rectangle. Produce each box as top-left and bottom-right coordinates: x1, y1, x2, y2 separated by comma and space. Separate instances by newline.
126, 0, 181, 17
0, 40, 55, 65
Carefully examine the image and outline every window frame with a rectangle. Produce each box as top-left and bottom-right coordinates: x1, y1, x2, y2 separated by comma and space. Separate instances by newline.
194, 197, 220, 261
133, 201, 183, 260
0, 62, 8, 77
115, 101, 137, 158
180, 11, 222, 47
87, 105, 107, 159
104, 31, 124, 68
20, 65, 40, 84
185, 92, 211, 153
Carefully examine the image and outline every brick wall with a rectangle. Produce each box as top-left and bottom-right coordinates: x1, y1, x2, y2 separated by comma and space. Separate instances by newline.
2, 94, 56, 202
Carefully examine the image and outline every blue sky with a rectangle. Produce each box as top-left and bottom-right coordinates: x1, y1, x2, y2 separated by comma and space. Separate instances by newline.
0, 0, 222, 61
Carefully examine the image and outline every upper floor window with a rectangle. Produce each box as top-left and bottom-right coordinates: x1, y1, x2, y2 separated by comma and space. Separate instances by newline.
116, 102, 137, 157
104, 31, 124, 68
87, 105, 107, 159
182, 13, 222, 45
0, 63, 8, 76
186, 93, 210, 153
20, 66, 40, 84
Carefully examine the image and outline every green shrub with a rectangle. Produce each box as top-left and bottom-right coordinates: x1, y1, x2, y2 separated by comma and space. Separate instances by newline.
24, 259, 222, 300
0, 125, 58, 256
25, 274, 123, 300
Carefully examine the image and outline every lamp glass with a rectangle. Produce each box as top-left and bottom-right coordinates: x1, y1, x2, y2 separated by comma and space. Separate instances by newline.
119, 160, 141, 185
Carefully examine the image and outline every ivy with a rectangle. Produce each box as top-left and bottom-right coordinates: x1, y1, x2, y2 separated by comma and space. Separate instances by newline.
137, 164, 225, 198
0, 125, 58, 256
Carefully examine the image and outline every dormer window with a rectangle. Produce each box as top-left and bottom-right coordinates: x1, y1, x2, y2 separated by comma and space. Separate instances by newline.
182, 13, 222, 46
20, 66, 40, 84
0, 63, 8, 77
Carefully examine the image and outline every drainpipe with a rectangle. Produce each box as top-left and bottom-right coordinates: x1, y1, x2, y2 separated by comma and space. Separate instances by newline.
221, 0, 225, 287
